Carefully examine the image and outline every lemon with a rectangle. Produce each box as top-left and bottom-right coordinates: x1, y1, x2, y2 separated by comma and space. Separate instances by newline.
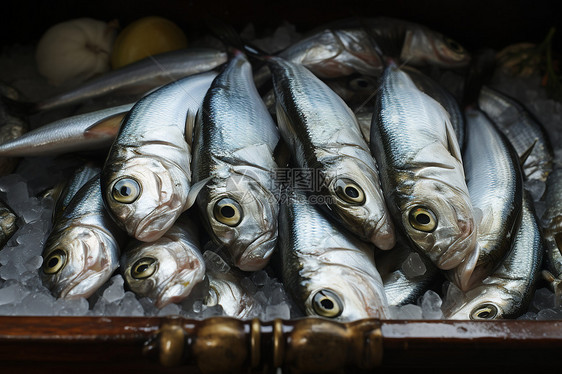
110, 16, 188, 69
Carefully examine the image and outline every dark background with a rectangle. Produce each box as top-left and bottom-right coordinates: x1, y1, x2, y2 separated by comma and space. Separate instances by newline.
1, 0, 561, 52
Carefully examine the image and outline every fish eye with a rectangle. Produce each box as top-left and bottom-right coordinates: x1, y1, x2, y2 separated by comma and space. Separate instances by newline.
42, 249, 67, 274
213, 198, 242, 226
131, 257, 157, 279
112, 177, 141, 204
408, 206, 437, 232
334, 178, 365, 205
444, 37, 465, 54
349, 76, 376, 91
470, 303, 499, 320
312, 289, 343, 318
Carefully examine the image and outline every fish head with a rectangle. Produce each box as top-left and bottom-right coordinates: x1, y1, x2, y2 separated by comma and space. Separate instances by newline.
101, 147, 190, 242
302, 253, 389, 321
401, 27, 470, 69
324, 159, 395, 249
200, 172, 279, 272
122, 235, 206, 308
204, 271, 256, 319
41, 225, 119, 299
443, 285, 511, 320
399, 177, 477, 271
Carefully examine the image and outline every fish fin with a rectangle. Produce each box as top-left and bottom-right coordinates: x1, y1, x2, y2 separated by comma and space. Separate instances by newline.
519, 139, 537, 166
184, 176, 212, 210
184, 108, 198, 146
444, 113, 464, 164
83, 113, 126, 139
273, 138, 292, 168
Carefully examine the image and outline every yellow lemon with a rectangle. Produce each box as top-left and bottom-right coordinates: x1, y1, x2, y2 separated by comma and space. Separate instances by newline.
110, 16, 187, 69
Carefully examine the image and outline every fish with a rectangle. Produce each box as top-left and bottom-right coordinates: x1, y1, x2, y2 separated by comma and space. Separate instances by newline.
0, 83, 28, 175
28, 48, 227, 112
376, 238, 440, 306
443, 190, 544, 320
541, 167, 562, 296
40, 174, 125, 299
454, 108, 523, 290
101, 71, 217, 242
370, 61, 478, 289
253, 17, 470, 87
0, 199, 17, 249
201, 250, 259, 319
267, 55, 395, 249
278, 188, 390, 321
192, 52, 280, 271
478, 85, 554, 182
121, 215, 206, 308
0, 103, 132, 157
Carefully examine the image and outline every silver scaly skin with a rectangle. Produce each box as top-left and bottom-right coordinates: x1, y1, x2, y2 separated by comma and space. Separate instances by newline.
35, 48, 227, 112
192, 52, 280, 271
268, 56, 395, 250
101, 72, 217, 242
443, 191, 544, 320
0, 103, 133, 157
370, 61, 478, 289
456, 108, 523, 290
121, 215, 206, 308
41, 174, 124, 299
279, 189, 390, 321
478, 86, 553, 182
542, 168, 562, 282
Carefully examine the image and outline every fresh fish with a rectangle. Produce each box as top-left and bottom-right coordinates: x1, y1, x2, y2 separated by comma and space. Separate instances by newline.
0, 103, 132, 157
192, 52, 280, 271
0, 83, 28, 175
41, 174, 125, 299
121, 215, 206, 308
268, 56, 395, 249
376, 238, 440, 306
202, 251, 259, 319
279, 189, 390, 321
254, 17, 470, 87
30, 48, 227, 112
443, 191, 544, 319
0, 199, 17, 249
454, 108, 523, 289
101, 71, 217, 242
478, 86, 554, 182
370, 61, 478, 289
541, 168, 562, 291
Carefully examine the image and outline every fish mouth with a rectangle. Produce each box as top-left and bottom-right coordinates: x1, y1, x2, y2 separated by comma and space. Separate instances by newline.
235, 233, 277, 272
134, 205, 182, 242
436, 221, 477, 270
61, 269, 108, 299
367, 214, 396, 250
156, 264, 205, 308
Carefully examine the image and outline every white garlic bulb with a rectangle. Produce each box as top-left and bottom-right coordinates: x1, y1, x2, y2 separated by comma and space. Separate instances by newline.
35, 18, 118, 87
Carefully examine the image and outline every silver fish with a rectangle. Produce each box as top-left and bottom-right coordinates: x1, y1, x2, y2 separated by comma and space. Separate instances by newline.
443, 191, 544, 320
541, 168, 562, 291
376, 238, 440, 306
192, 52, 280, 271
254, 17, 470, 87
121, 215, 206, 308
478, 86, 553, 182
0, 199, 17, 249
0, 103, 132, 157
201, 252, 258, 319
41, 174, 124, 299
268, 56, 395, 249
370, 61, 478, 289
279, 189, 390, 321
101, 71, 217, 242
33, 48, 227, 112
455, 108, 523, 290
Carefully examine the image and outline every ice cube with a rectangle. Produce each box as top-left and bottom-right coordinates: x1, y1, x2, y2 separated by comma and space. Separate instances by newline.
102, 275, 125, 303
420, 290, 444, 320
517, 312, 538, 320
0, 283, 20, 305
203, 250, 230, 273
401, 252, 427, 278
525, 179, 546, 201
536, 307, 562, 320
55, 297, 89, 316
392, 304, 423, 320
157, 303, 181, 316
119, 292, 145, 317
20, 292, 55, 316
252, 270, 269, 287
241, 277, 258, 295
531, 288, 555, 312
265, 304, 291, 321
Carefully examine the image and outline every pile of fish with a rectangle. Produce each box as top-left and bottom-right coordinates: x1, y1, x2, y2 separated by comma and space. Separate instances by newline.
0, 16, 560, 321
